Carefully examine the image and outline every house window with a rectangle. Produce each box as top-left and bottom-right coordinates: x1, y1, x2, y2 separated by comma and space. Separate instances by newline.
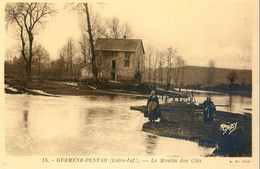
102, 51, 114, 57
124, 52, 130, 67
112, 60, 116, 69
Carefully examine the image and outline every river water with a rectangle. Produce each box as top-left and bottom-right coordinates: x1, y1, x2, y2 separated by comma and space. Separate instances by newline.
5, 92, 251, 156
194, 92, 252, 114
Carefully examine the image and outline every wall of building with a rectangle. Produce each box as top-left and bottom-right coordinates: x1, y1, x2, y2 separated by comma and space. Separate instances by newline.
95, 44, 145, 81
135, 43, 145, 81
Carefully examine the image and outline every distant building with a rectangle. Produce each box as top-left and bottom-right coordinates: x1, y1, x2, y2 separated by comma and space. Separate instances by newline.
81, 38, 145, 82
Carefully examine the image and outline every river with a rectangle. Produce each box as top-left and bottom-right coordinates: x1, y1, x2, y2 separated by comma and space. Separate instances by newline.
194, 92, 251, 114
5, 92, 251, 156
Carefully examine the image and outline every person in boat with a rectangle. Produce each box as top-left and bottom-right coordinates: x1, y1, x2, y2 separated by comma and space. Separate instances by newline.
146, 90, 161, 122
202, 96, 216, 123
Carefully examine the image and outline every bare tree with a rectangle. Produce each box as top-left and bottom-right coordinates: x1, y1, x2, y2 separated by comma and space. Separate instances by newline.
6, 4, 27, 79
5, 55, 25, 79
72, 55, 84, 79
78, 9, 105, 65
105, 17, 132, 38
83, 3, 99, 81
153, 54, 158, 87
165, 47, 177, 88
79, 32, 90, 64
55, 53, 66, 77
32, 44, 50, 76
60, 38, 76, 76
145, 45, 154, 83
70, 3, 101, 81
5, 3, 56, 80
173, 55, 185, 87
70, 3, 134, 81
227, 70, 238, 86
158, 52, 165, 85
88, 10, 106, 40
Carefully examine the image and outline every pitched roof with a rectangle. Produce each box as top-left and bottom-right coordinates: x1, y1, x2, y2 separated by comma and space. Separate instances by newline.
94, 38, 145, 54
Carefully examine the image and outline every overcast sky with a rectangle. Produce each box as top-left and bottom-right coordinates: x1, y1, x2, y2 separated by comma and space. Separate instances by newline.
5, 0, 256, 70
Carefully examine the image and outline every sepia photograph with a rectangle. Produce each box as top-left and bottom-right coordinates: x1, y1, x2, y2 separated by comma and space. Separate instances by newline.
2, 0, 259, 168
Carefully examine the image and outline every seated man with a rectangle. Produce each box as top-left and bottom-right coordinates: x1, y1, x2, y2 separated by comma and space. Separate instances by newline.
147, 91, 161, 122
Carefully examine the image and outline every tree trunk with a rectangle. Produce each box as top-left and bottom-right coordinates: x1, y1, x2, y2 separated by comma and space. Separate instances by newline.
19, 26, 29, 80
148, 57, 151, 83
38, 59, 41, 76
70, 63, 73, 76
175, 68, 180, 87
28, 33, 34, 81
84, 3, 99, 82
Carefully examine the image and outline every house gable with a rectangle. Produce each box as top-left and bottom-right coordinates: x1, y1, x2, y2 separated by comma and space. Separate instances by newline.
95, 38, 145, 54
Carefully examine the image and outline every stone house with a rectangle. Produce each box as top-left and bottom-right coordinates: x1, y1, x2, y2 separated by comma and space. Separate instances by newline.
93, 38, 145, 82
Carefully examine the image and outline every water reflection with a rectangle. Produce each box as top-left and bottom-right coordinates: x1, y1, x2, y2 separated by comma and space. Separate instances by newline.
228, 94, 233, 112
85, 94, 118, 102
195, 93, 251, 114
4, 94, 229, 155
23, 110, 28, 128
145, 134, 159, 155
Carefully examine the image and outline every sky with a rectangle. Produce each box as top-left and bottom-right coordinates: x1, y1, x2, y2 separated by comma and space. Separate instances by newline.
5, 0, 256, 70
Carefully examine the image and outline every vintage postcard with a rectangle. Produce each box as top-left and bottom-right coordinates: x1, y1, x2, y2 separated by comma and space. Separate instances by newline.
1, 0, 259, 169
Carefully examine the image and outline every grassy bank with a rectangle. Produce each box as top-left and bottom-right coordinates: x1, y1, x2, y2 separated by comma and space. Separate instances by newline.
130, 102, 252, 157
4, 79, 151, 97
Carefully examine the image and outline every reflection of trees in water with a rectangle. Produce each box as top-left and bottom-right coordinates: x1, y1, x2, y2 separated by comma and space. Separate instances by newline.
84, 108, 118, 122
108, 95, 116, 101
80, 107, 120, 136
86, 95, 116, 102
145, 134, 159, 155
239, 95, 244, 104
228, 94, 233, 112
83, 108, 112, 125
21, 97, 29, 129
23, 110, 28, 128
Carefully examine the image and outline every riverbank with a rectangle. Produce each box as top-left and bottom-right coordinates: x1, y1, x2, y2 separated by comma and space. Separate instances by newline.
5, 78, 251, 97
130, 102, 252, 157
4, 79, 150, 97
